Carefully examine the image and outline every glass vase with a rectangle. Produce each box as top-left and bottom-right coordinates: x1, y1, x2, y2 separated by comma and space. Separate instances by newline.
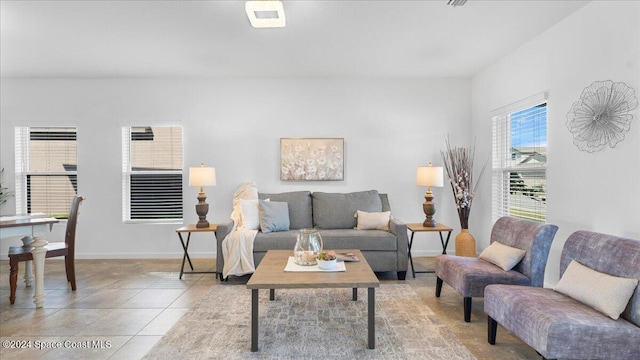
294, 229, 323, 266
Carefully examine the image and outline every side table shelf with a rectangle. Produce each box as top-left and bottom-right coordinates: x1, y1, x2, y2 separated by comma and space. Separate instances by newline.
406, 223, 453, 278
176, 224, 218, 279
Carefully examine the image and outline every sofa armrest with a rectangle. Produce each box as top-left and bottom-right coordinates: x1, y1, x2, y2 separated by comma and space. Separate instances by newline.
389, 218, 408, 270
216, 219, 235, 275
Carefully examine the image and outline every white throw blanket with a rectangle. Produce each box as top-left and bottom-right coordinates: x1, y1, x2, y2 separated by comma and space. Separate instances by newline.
221, 182, 259, 278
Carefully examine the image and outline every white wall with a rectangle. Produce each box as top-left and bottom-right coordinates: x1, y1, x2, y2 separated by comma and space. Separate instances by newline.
1, 78, 471, 259
471, 1, 640, 285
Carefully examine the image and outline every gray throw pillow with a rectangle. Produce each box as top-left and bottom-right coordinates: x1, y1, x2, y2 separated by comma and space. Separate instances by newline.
258, 200, 290, 233
312, 190, 383, 229
259, 191, 313, 229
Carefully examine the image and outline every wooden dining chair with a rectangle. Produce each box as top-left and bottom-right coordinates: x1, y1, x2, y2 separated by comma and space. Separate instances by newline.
8, 195, 84, 304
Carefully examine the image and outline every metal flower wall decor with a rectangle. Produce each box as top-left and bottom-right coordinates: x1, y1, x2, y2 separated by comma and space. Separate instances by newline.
566, 80, 638, 152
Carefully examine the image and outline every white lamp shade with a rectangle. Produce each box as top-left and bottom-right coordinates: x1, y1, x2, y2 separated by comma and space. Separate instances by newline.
189, 166, 216, 187
416, 165, 443, 187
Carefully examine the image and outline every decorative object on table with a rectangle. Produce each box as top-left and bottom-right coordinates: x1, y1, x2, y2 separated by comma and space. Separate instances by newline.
416, 163, 444, 227
294, 228, 323, 265
316, 250, 337, 270
566, 80, 638, 153
441, 137, 487, 257
189, 164, 216, 228
280, 138, 344, 181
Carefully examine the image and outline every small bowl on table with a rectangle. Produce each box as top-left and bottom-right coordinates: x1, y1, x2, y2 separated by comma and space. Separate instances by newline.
316, 258, 337, 270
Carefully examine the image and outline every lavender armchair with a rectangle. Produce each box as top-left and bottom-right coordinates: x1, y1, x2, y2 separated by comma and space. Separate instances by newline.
435, 217, 558, 322
485, 231, 640, 359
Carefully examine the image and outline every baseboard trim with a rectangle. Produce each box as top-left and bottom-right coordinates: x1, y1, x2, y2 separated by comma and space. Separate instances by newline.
72, 250, 443, 259
74, 252, 217, 259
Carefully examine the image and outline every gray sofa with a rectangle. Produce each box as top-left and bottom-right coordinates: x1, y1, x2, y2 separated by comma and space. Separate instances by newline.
485, 231, 640, 359
215, 190, 408, 280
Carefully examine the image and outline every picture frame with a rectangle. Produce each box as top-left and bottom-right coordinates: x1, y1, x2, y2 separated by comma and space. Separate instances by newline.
280, 138, 344, 181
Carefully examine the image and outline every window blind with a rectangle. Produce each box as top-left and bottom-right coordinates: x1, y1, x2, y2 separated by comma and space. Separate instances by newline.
15, 126, 78, 218
492, 99, 547, 223
122, 126, 183, 222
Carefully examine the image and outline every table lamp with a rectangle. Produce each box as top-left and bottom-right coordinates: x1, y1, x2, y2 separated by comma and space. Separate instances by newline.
416, 163, 444, 227
189, 164, 216, 228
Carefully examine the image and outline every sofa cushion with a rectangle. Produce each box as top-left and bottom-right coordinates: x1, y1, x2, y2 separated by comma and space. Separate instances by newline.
259, 191, 313, 230
321, 229, 397, 251
554, 260, 638, 320
252, 229, 397, 252
258, 200, 290, 233
485, 285, 640, 360
312, 190, 382, 229
253, 230, 299, 252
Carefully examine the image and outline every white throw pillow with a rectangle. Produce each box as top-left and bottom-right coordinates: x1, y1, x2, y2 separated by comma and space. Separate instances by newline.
478, 241, 526, 271
239, 199, 268, 230
554, 260, 638, 320
354, 210, 391, 231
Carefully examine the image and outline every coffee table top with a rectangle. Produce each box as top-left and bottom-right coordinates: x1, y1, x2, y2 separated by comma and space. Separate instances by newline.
247, 249, 379, 290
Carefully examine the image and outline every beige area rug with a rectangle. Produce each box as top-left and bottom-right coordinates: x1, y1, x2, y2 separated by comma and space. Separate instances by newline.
144, 284, 476, 359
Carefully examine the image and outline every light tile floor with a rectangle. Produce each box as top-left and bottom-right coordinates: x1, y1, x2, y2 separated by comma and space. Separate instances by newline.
0, 258, 539, 359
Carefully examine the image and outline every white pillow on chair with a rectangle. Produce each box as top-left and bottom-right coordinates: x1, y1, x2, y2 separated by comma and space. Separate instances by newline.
554, 260, 638, 320
479, 241, 526, 271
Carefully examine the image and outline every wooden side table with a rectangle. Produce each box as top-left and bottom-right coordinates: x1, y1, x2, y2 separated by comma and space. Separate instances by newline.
406, 223, 453, 278
176, 224, 217, 279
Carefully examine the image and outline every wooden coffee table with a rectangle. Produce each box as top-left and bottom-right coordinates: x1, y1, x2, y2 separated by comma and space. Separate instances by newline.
246, 249, 380, 352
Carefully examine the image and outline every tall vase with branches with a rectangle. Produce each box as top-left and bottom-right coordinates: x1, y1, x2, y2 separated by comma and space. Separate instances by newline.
441, 138, 487, 257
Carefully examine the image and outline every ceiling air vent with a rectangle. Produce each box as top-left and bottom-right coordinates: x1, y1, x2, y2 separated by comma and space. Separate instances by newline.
447, 0, 468, 7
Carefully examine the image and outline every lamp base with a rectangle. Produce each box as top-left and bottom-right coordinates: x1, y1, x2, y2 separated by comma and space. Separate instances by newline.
422, 190, 437, 227
195, 194, 210, 228
196, 219, 210, 228
423, 218, 437, 227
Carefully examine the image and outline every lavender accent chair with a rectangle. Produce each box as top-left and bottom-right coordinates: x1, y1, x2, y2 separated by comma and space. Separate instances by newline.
485, 231, 640, 360
435, 217, 558, 322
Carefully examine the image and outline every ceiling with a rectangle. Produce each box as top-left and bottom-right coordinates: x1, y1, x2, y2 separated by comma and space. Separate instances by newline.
0, 0, 591, 78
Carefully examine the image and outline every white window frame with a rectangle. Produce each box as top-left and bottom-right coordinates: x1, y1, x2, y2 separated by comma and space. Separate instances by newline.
492, 93, 548, 223
14, 126, 78, 218
121, 126, 183, 224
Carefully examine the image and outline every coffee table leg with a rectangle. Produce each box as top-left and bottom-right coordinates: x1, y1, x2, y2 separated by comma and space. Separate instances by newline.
251, 289, 258, 352
368, 287, 375, 349
352, 288, 357, 301
270, 289, 275, 300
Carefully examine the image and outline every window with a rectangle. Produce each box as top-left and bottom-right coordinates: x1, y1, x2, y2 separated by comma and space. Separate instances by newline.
122, 126, 183, 222
15, 127, 78, 218
492, 94, 547, 223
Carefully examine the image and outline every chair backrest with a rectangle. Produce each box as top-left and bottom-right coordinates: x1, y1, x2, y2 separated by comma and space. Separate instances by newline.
560, 231, 640, 327
65, 196, 84, 255
490, 216, 559, 287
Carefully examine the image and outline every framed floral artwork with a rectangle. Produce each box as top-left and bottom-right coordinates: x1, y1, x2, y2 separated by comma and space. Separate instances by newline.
280, 138, 344, 181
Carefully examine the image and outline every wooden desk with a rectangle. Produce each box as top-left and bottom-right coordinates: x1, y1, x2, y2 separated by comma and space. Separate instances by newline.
175, 224, 217, 279
406, 223, 453, 278
0, 214, 59, 308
